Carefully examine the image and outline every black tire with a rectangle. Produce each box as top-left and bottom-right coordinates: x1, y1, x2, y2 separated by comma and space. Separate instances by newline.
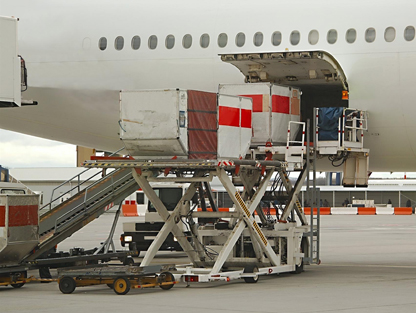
11, 271, 27, 288
293, 237, 307, 274
113, 277, 131, 295
243, 265, 259, 283
59, 276, 76, 294
294, 258, 304, 274
123, 257, 135, 266
159, 272, 175, 290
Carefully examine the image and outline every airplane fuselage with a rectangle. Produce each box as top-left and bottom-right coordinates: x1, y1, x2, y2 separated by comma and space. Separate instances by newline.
1, 0, 416, 171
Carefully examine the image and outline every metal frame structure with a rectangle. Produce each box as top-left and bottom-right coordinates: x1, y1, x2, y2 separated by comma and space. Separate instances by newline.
84, 158, 313, 283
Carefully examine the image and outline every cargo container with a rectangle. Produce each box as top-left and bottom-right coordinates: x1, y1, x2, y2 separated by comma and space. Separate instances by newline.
219, 83, 301, 146
0, 195, 39, 265
120, 89, 252, 160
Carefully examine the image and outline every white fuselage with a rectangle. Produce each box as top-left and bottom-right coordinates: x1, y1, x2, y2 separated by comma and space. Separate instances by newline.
1, 0, 416, 171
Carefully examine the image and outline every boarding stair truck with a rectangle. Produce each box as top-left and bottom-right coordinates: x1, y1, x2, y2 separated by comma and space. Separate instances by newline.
0, 166, 141, 288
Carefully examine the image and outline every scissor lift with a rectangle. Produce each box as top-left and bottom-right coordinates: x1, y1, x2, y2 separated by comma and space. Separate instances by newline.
84, 158, 310, 284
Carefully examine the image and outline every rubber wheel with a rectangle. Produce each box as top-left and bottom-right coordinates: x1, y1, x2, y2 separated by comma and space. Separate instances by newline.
294, 259, 304, 274
159, 272, 175, 290
243, 265, 259, 283
11, 271, 27, 288
293, 237, 306, 274
59, 276, 76, 294
113, 277, 131, 295
123, 257, 135, 266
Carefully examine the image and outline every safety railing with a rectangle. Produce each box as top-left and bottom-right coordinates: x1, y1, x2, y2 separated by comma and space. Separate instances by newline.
315, 107, 368, 153
285, 121, 306, 170
53, 169, 133, 233
41, 147, 125, 212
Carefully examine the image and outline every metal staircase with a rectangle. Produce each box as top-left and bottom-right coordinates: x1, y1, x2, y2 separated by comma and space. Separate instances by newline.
24, 168, 138, 261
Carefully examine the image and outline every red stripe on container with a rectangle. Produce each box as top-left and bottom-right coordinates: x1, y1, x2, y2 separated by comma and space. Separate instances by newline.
272, 95, 290, 114
8, 205, 39, 227
0, 206, 5, 227
219, 106, 240, 127
241, 95, 263, 112
240, 109, 252, 128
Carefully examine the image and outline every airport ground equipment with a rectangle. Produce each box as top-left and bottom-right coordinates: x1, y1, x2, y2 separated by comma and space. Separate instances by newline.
0, 164, 140, 286
120, 89, 252, 160
58, 264, 176, 295
84, 158, 311, 283
314, 107, 369, 187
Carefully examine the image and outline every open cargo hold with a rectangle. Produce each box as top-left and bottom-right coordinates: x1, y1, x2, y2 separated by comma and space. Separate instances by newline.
219, 83, 301, 146
0, 195, 39, 265
120, 89, 252, 160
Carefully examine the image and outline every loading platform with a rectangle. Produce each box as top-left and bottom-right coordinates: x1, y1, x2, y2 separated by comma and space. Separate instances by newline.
83, 154, 318, 283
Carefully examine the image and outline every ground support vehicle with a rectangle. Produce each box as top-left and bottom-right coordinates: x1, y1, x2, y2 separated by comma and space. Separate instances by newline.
84, 157, 314, 285
58, 264, 176, 295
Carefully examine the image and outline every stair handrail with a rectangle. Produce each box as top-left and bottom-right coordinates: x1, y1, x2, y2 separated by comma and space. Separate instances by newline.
41, 147, 126, 211
53, 170, 133, 232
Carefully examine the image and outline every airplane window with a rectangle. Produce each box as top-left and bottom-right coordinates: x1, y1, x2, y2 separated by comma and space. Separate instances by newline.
253, 32, 263, 47
166, 35, 175, 49
271, 31, 282, 46
131, 36, 141, 50
308, 30, 319, 45
384, 27, 395, 42
365, 28, 376, 43
346, 28, 356, 43
327, 29, 337, 44
290, 30, 300, 45
98, 37, 107, 51
218, 33, 228, 48
183, 34, 192, 49
148, 35, 158, 49
200, 33, 210, 48
236, 32, 246, 47
115, 36, 124, 50
404, 26, 415, 41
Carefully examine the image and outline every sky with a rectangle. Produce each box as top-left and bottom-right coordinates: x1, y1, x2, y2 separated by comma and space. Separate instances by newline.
0, 129, 76, 168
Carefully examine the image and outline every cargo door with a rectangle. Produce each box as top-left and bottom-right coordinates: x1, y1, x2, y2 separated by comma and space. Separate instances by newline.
187, 90, 218, 159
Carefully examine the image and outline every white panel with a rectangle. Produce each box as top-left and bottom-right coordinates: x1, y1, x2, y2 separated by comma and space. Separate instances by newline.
218, 126, 241, 159
218, 94, 241, 159
218, 83, 271, 96
376, 207, 394, 215
271, 113, 291, 144
271, 84, 291, 97
0, 16, 20, 106
120, 90, 187, 157
252, 113, 270, 144
120, 90, 179, 140
331, 207, 358, 215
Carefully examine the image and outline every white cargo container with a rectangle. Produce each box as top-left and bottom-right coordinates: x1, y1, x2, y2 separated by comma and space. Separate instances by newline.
0, 16, 21, 107
219, 83, 301, 146
120, 89, 252, 160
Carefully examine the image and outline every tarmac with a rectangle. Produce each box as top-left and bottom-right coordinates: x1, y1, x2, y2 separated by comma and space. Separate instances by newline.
1, 214, 415, 313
